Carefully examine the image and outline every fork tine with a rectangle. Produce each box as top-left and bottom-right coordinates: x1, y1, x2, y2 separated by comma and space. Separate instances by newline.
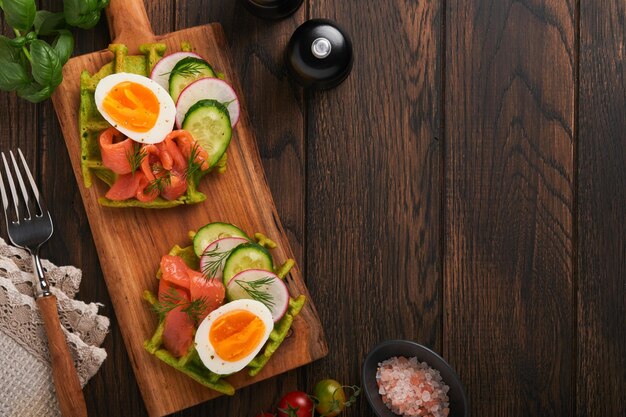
0, 165, 8, 213
17, 149, 46, 215
9, 151, 32, 219
1, 153, 21, 223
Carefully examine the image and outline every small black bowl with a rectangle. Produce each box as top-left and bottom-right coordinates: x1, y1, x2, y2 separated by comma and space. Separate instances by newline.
362, 340, 468, 417
240, 0, 304, 19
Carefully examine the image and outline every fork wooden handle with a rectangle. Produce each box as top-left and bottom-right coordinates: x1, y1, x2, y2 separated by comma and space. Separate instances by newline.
37, 295, 88, 417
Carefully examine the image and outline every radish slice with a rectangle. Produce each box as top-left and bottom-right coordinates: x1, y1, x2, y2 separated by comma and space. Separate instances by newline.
199, 237, 248, 281
150, 52, 203, 90
226, 269, 290, 322
175, 78, 240, 128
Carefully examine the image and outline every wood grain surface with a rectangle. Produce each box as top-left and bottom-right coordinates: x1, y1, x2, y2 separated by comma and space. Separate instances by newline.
445, 0, 575, 416
306, 2, 442, 416
1, 0, 625, 416
578, 1, 626, 416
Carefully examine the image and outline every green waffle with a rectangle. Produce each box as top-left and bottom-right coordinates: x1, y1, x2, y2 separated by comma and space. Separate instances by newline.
79, 43, 226, 208
142, 235, 305, 394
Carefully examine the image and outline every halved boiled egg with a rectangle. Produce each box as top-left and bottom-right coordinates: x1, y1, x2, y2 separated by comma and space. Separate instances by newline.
94, 73, 176, 144
195, 299, 273, 374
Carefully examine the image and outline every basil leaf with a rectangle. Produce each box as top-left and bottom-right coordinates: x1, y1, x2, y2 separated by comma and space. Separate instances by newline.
0, 35, 22, 61
34, 10, 66, 36
29, 40, 62, 88
0, 62, 30, 91
63, 0, 106, 29
0, 0, 36, 31
17, 81, 54, 103
8, 36, 27, 48
52, 30, 74, 65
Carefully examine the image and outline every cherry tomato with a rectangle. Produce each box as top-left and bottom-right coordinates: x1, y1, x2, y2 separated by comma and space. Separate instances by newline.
314, 379, 347, 417
277, 391, 314, 417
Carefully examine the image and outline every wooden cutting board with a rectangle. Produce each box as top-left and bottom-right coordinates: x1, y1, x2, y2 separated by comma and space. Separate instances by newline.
51, 1, 328, 416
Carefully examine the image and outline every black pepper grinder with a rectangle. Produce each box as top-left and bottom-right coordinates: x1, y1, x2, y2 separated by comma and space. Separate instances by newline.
240, 0, 304, 19
285, 19, 353, 90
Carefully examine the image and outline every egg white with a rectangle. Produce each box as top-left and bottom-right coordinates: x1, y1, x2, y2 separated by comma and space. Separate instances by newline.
195, 299, 273, 375
94, 73, 176, 144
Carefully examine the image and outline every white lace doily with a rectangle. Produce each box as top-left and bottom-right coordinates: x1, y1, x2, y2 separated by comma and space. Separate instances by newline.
0, 238, 110, 417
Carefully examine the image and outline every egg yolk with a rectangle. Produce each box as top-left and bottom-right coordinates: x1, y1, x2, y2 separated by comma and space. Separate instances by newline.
209, 310, 266, 362
102, 81, 160, 133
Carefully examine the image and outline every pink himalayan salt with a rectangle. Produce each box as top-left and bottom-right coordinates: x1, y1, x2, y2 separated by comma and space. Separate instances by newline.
376, 356, 450, 417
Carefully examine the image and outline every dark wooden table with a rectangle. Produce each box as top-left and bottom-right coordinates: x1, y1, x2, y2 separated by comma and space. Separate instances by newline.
2, 0, 625, 416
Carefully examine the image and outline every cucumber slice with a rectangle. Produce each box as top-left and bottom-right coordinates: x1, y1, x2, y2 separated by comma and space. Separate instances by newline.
175, 77, 240, 128
222, 243, 274, 287
150, 52, 203, 91
199, 237, 248, 281
169, 57, 215, 102
226, 269, 290, 322
182, 100, 232, 168
193, 222, 248, 256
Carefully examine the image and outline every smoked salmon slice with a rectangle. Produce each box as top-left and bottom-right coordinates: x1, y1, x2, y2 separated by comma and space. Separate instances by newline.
99, 127, 135, 174
159, 256, 226, 354
98, 128, 211, 202
189, 272, 225, 320
166, 130, 210, 170
156, 142, 174, 171
135, 174, 159, 203
161, 289, 195, 358
162, 133, 188, 172
158, 278, 189, 303
104, 172, 142, 201
160, 172, 188, 201
160, 255, 192, 289
161, 255, 226, 320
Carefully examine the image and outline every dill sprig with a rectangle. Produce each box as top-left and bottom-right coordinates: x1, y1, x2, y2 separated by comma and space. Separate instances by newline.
126, 144, 146, 175
160, 60, 207, 78
184, 143, 204, 180
145, 171, 172, 194
234, 277, 276, 310
151, 288, 208, 323
201, 243, 236, 279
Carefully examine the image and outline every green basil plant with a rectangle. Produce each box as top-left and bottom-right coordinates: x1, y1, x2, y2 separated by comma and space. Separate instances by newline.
0, 0, 109, 102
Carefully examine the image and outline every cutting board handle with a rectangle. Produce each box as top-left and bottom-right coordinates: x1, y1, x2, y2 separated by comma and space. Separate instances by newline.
106, 0, 156, 51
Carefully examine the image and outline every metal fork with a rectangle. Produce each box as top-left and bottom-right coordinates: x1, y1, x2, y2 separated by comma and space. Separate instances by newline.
0, 149, 88, 417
